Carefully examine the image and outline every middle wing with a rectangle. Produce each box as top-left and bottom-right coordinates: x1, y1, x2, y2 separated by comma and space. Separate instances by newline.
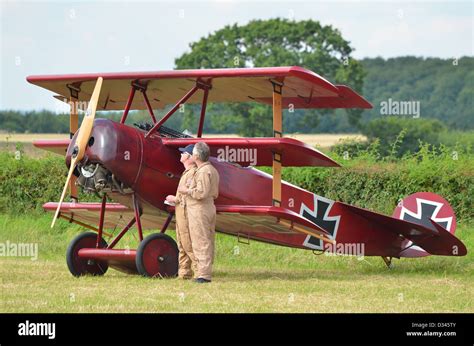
33, 139, 70, 155
162, 137, 339, 167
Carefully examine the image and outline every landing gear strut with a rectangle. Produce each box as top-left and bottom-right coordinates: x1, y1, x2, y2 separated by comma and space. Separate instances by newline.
381, 256, 393, 269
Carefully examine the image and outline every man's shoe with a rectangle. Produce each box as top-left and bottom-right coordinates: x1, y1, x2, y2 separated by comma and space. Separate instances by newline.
193, 277, 211, 283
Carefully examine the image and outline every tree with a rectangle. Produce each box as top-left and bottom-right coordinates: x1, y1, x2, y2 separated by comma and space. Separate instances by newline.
360, 56, 474, 130
175, 18, 365, 136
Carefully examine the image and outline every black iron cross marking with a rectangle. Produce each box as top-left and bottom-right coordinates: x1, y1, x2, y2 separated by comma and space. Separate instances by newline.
400, 200, 450, 232
300, 196, 340, 249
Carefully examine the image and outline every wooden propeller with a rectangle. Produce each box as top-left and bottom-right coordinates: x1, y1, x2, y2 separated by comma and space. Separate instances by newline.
51, 77, 103, 228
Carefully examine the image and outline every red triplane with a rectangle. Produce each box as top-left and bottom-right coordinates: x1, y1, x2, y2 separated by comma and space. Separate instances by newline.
27, 66, 467, 278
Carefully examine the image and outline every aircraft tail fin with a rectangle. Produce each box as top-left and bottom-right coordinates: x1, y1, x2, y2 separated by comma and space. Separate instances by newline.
391, 192, 464, 257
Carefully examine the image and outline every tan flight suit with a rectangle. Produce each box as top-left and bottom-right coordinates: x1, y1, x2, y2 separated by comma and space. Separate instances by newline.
174, 166, 198, 279
186, 162, 219, 281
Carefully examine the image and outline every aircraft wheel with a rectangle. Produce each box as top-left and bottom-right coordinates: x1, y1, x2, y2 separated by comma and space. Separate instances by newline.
66, 232, 109, 277
136, 233, 178, 278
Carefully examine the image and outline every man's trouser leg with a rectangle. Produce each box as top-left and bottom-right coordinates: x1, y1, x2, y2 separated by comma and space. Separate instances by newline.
175, 207, 197, 278
188, 204, 216, 281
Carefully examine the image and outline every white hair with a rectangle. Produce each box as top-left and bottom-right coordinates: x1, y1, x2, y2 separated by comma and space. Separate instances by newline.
193, 142, 210, 162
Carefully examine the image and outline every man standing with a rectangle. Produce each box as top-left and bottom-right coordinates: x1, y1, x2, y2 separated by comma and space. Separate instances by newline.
166, 144, 197, 280
178, 142, 219, 283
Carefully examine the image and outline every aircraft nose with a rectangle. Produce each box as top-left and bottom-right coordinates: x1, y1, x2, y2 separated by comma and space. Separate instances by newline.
66, 119, 143, 191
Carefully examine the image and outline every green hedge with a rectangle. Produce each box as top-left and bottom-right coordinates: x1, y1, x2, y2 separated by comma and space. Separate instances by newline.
0, 152, 98, 214
0, 145, 473, 222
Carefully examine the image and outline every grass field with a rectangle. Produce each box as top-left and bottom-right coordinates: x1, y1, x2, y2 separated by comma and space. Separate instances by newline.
0, 213, 472, 313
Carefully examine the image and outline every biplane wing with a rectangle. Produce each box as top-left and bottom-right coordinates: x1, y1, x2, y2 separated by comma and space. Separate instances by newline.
33, 139, 70, 155
27, 66, 372, 110
162, 137, 340, 167
42, 202, 333, 247
32, 135, 339, 167
43, 202, 173, 233
214, 205, 333, 244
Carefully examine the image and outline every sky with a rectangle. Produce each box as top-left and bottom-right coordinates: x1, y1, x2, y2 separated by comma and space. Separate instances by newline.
1, 0, 473, 111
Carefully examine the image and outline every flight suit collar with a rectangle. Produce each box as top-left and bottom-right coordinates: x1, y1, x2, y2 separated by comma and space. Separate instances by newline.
196, 162, 211, 171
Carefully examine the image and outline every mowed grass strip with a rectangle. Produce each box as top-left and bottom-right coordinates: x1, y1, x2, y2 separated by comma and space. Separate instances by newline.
0, 214, 472, 313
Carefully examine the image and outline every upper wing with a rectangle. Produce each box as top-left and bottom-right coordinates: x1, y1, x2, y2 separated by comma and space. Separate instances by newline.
27, 66, 372, 110
256, 85, 372, 109
162, 137, 340, 167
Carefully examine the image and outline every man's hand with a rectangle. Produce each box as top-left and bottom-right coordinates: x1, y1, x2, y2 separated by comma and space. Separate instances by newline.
166, 195, 176, 203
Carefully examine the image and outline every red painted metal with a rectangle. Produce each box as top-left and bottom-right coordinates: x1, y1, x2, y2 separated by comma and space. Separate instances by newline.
26, 66, 338, 90
145, 85, 199, 138
96, 194, 107, 248
44, 201, 129, 213
392, 192, 459, 257
197, 87, 209, 138
120, 86, 136, 124
77, 248, 137, 274
141, 90, 157, 124
339, 201, 466, 257
161, 137, 340, 167
160, 214, 173, 234
133, 194, 143, 241
107, 217, 136, 249
78, 248, 136, 261
32, 139, 70, 155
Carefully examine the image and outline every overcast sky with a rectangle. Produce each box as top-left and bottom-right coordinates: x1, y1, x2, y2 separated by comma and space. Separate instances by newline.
1, 0, 472, 111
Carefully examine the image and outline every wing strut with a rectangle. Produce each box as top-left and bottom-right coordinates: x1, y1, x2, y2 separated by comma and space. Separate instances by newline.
67, 85, 79, 202
145, 80, 212, 139
197, 86, 210, 137
272, 80, 283, 207
121, 82, 158, 125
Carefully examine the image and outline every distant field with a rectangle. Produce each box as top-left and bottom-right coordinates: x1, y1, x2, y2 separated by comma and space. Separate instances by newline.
0, 133, 70, 158
0, 214, 472, 313
0, 133, 366, 158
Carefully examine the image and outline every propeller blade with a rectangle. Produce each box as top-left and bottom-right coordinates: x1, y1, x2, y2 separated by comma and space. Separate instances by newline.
51, 158, 77, 228
74, 77, 103, 162
51, 77, 103, 228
